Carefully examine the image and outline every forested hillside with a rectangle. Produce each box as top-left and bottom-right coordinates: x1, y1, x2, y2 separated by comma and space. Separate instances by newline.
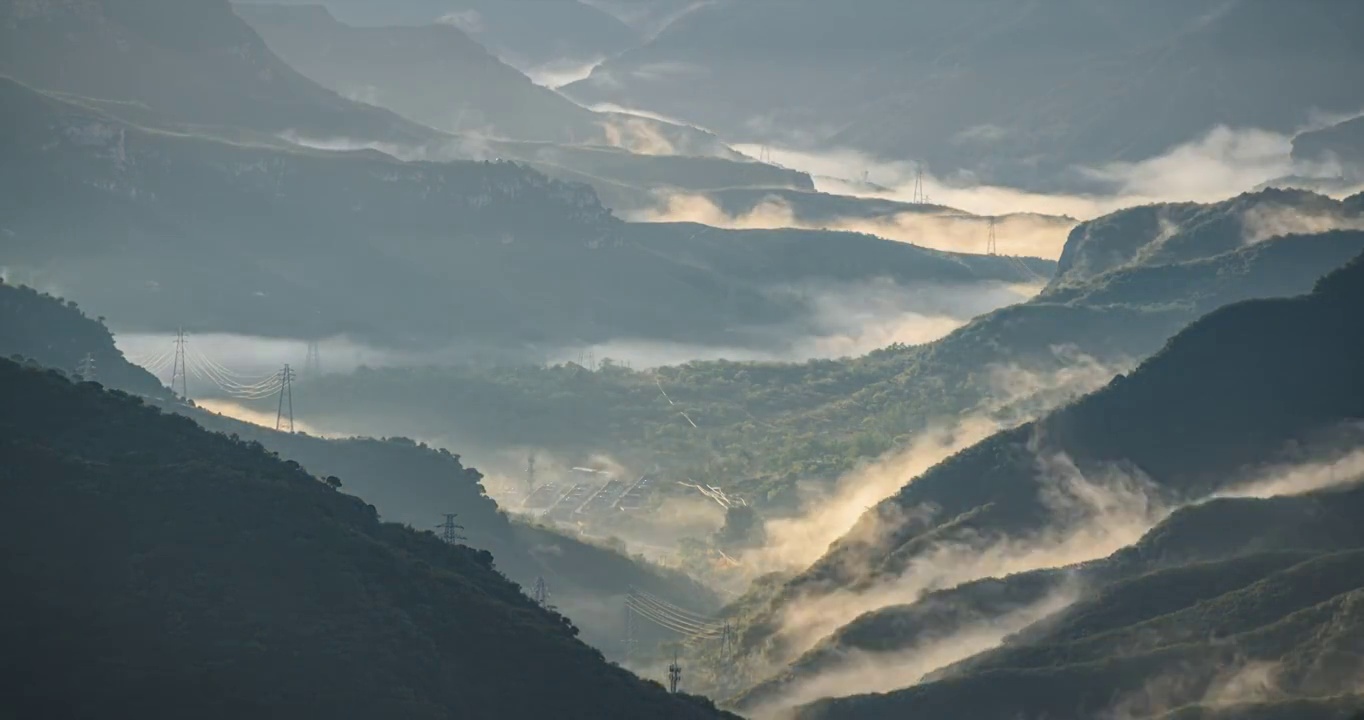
0, 280, 167, 398
0, 358, 735, 719
283, 192, 1364, 508
797, 505, 1364, 719
722, 251, 1364, 713
0, 279, 720, 661
738, 487, 1364, 715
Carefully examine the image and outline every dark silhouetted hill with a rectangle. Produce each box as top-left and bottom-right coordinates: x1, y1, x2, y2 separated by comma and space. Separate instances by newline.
0, 278, 721, 662
0, 357, 738, 719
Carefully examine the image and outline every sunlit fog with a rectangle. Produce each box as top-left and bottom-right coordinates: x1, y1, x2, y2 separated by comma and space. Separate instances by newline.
4, 2, 1364, 719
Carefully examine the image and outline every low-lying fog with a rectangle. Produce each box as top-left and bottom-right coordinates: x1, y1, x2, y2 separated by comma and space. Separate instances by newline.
729, 121, 1364, 229
114, 278, 1039, 377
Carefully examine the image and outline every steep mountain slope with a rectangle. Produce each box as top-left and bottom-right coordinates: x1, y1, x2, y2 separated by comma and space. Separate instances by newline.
0, 281, 168, 399
800, 549, 1364, 719
564, 1, 1364, 190
729, 250, 1364, 702
235, 4, 728, 155
235, 3, 593, 142
0, 357, 734, 719
1050, 188, 1364, 286
0, 0, 432, 142
737, 485, 1364, 713
0, 279, 721, 660
233, 4, 813, 215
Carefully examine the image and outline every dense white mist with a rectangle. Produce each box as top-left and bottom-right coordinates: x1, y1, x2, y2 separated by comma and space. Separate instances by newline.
278, 131, 491, 162
598, 115, 679, 155
587, 102, 710, 131
194, 398, 337, 438
756, 442, 1364, 713
114, 332, 400, 378
631, 193, 1078, 258
1103, 660, 1287, 720
1216, 445, 1364, 500
744, 418, 1004, 575
734, 122, 1364, 222
747, 585, 1082, 719
743, 347, 1125, 577
525, 57, 606, 89
769, 450, 1169, 666
409, 443, 727, 568
1240, 203, 1364, 245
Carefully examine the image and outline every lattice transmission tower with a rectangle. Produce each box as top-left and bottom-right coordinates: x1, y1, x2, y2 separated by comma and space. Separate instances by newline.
274, 364, 296, 432
668, 652, 682, 693
912, 165, 930, 205
170, 328, 189, 399
437, 514, 466, 544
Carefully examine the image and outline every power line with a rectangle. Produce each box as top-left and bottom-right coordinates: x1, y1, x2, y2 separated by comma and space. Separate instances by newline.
132, 346, 175, 374
912, 164, 929, 205
626, 597, 719, 636
187, 348, 282, 397
630, 588, 717, 626
720, 621, 735, 661
668, 652, 682, 693
274, 363, 296, 432
625, 599, 718, 639
170, 328, 189, 399
436, 513, 466, 544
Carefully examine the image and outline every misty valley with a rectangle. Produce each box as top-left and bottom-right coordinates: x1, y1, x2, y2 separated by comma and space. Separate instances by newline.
4, 1, 1364, 719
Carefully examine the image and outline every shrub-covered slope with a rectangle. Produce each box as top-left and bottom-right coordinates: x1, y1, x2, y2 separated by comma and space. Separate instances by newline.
0, 279, 720, 661
0, 358, 735, 719
729, 249, 1364, 688
285, 195, 1364, 506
